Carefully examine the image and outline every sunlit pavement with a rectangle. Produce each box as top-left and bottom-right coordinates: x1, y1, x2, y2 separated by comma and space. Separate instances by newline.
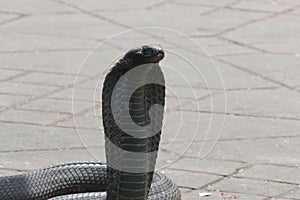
0, 0, 299, 199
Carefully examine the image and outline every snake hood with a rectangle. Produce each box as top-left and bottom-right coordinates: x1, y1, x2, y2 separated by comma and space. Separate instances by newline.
102, 44, 167, 200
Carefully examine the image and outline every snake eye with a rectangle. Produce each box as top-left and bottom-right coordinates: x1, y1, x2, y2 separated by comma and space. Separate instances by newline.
135, 49, 143, 56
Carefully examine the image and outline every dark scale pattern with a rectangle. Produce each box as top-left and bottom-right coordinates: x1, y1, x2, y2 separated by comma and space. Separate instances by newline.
0, 162, 180, 200
48, 172, 180, 200
0, 162, 107, 200
102, 45, 175, 200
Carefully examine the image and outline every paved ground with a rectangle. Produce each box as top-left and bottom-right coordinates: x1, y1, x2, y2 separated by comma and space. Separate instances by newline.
0, 0, 299, 199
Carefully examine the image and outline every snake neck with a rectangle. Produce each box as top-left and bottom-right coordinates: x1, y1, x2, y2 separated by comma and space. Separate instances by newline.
102, 59, 165, 200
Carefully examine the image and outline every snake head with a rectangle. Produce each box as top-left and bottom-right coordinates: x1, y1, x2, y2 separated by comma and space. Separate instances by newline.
124, 44, 165, 64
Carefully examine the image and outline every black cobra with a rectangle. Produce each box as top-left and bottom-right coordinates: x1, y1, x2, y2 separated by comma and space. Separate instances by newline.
0, 44, 181, 200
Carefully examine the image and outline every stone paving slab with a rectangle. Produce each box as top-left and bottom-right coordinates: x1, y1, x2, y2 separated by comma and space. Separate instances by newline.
235, 164, 300, 185
53, 113, 102, 130
165, 137, 300, 166
182, 190, 266, 200
205, 61, 276, 89
63, 0, 165, 11
0, 0, 75, 14
0, 81, 59, 96
161, 168, 222, 189
219, 54, 300, 87
0, 32, 98, 53
0, 47, 126, 76
0, 109, 70, 125
0, 148, 105, 171
0, 68, 27, 82
163, 110, 300, 142
20, 98, 92, 114
229, 0, 294, 13
0, 13, 19, 24
97, 7, 268, 37
183, 88, 300, 120
0, 123, 104, 152
290, 7, 300, 15
1, 13, 126, 40
107, 35, 257, 57
207, 177, 297, 197
283, 188, 300, 199
224, 14, 300, 54
173, 0, 238, 7
168, 157, 246, 176
93, 5, 214, 37
12, 72, 86, 87
0, 50, 96, 75
0, 93, 30, 108
48, 87, 99, 102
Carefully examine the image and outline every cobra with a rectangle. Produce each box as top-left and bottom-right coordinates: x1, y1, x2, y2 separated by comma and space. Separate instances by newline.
0, 44, 181, 200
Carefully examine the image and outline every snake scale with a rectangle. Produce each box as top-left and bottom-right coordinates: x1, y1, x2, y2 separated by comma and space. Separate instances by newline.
0, 44, 181, 200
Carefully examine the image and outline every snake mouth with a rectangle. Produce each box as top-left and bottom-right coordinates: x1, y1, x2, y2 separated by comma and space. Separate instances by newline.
153, 53, 164, 63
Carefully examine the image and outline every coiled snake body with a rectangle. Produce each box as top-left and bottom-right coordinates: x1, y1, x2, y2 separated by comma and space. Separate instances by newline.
0, 45, 181, 200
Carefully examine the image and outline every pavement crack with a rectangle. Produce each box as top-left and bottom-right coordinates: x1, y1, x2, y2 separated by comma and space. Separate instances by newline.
217, 5, 300, 36
0, 66, 91, 77
0, 167, 29, 173
226, 6, 277, 14
194, 166, 253, 191
0, 70, 31, 84
199, 0, 241, 17
181, 109, 300, 121
52, 0, 132, 29
217, 36, 268, 53
0, 48, 90, 55
0, 68, 103, 114
0, 13, 29, 26
146, 0, 177, 10
0, 145, 103, 154
233, 176, 300, 186
216, 57, 299, 93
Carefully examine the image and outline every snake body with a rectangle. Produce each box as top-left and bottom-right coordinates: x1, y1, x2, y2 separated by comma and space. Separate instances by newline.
0, 45, 181, 200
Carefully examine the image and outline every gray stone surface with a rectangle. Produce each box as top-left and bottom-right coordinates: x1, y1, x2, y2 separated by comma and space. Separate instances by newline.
174, 0, 238, 7
0, 32, 97, 53
0, 123, 104, 152
165, 137, 300, 166
0, 93, 30, 108
0, 68, 26, 82
0, 81, 59, 96
0, 0, 299, 199
20, 98, 92, 114
12, 72, 86, 87
229, 0, 294, 13
161, 169, 221, 188
0, 148, 105, 171
48, 87, 100, 102
0, 109, 70, 125
219, 54, 300, 87
235, 164, 300, 185
1, 13, 126, 40
224, 14, 300, 54
208, 177, 297, 197
168, 157, 246, 176
183, 88, 300, 120
182, 190, 266, 200
283, 188, 300, 199
0, 0, 75, 14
